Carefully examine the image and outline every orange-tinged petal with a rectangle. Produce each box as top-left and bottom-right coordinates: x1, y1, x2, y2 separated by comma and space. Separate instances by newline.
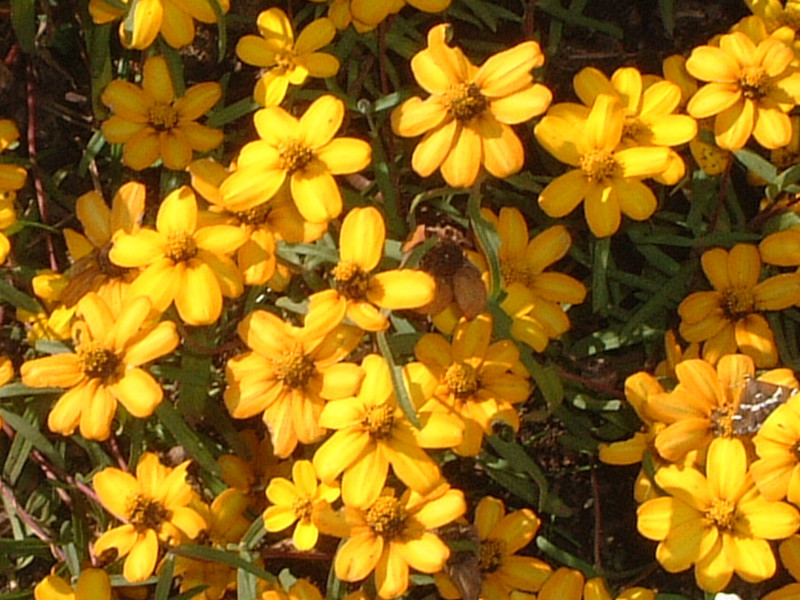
735, 313, 778, 368
340, 206, 385, 271
120, 0, 162, 49
586, 94, 623, 151
174, 260, 222, 324
157, 185, 197, 234
685, 45, 740, 82
397, 532, 450, 572
313, 429, 371, 484
159, 0, 195, 48
584, 184, 620, 238
753, 103, 793, 149
615, 178, 658, 221
474, 41, 542, 98
159, 129, 193, 170
755, 273, 800, 309
122, 128, 160, 171
687, 83, 742, 119
489, 83, 552, 124
75, 191, 111, 247
220, 167, 286, 212
342, 444, 389, 508
316, 138, 371, 175
375, 543, 410, 600
534, 115, 582, 166
538, 170, 589, 218
101, 116, 147, 144
367, 270, 436, 310
21, 354, 83, 388
299, 95, 344, 150
412, 119, 457, 177
615, 146, 671, 178
256, 7, 293, 48
715, 98, 754, 150
723, 534, 776, 583
611, 67, 643, 114
295, 17, 336, 54
174, 82, 223, 122
291, 165, 342, 223
476, 116, 524, 179
123, 321, 179, 367
93, 467, 139, 519
111, 368, 162, 418
123, 529, 159, 582
654, 419, 713, 462
142, 56, 175, 105
707, 437, 747, 501
440, 124, 482, 187
93, 524, 138, 559
236, 35, 277, 67
391, 96, 448, 137
335, 533, 384, 582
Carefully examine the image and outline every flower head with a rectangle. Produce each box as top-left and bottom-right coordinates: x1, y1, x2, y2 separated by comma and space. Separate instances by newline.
109, 185, 247, 325
637, 437, 800, 592
93, 452, 207, 582
751, 389, 800, 504
677, 243, 800, 367
309, 206, 436, 331
220, 95, 371, 224
534, 94, 672, 237
101, 56, 223, 170
20, 292, 179, 440
89, 0, 229, 49
237, 9, 339, 106
685, 26, 800, 149
392, 24, 552, 187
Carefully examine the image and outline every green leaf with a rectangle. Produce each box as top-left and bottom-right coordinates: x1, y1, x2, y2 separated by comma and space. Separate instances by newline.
155, 554, 174, 600
0, 279, 42, 313
535, 0, 623, 38
591, 237, 610, 315
733, 148, 777, 183
486, 435, 549, 512
169, 545, 276, 584
376, 331, 420, 428
536, 536, 596, 575
10, 0, 36, 54
206, 97, 259, 128
468, 188, 502, 299
1, 408, 65, 472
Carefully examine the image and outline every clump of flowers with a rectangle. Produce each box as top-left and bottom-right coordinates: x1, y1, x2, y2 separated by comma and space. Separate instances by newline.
391, 23, 552, 188
101, 56, 223, 171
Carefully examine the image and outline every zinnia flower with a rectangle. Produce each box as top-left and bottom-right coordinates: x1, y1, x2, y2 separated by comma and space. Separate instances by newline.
308, 206, 436, 331
34, 569, 112, 600
534, 94, 672, 237
404, 313, 530, 456
685, 27, 800, 149
89, 0, 229, 49
20, 292, 179, 441
101, 56, 223, 170
433, 496, 551, 600
321, 484, 466, 599
61, 181, 145, 308
637, 437, 800, 592
219, 94, 372, 223
224, 303, 364, 458
751, 388, 800, 504
109, 185, 247, 325
93, 452, 207, 582
677, 243, 800, 367
391, 24, 552, 187
312, 353, 462, 508
237, 8, 339, 106
263, 459, 340, 550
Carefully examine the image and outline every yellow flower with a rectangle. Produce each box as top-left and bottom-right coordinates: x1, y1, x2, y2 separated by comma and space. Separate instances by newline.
391, 24, 551, 188
312, 353, 462, 508
34, 569, 112, 600
572, 66, 697, 184
220, 95, 372, 223
309, 0, 451, 32
433, 496, 551, 600
677, 244, 800, 367
188, 158, 327, 286
466, 207, 587, 351
653, 329, 700, 378
537, 567, 585, 600
237, 9, 339, 106
637, 437, 800, 592
308, 206, 436, 331
20, 292, 179, 441
263, 459, 340, 550
61, 181, 145, 308
745, 0, 800, 34
0, 119, 25, 263
751, 389, 800, 504
534, 94, 671, 237
93, 452, 207, 582
109, 185, 247, 325
685, 27, 800, 149
89, 0, 229, 49
174, 488, 251, 600
101, 56, 223, 171
322, 485, 466, 599
224, 304, 364, 458
404, 313, 530, 456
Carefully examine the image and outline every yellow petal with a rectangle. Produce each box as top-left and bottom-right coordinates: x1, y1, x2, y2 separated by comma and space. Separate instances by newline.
111, 368, 162, 417
391, 96, 447, 137
159, 0, 195, 48
474, 116, 524, 179
686, 45, 741, 82
715, 99, 754, 150
174, 260, 222, 325
753, 103, 792, 149
299, 95, 344, 149
474, 41, 543, 98
440, 124, 481, 187
340, 206, 385, 271
123, 530, 159, 582
584, 185, 620, 238
687, 83, 742, 119
367, 270, 436, 310
174, 82, 222, 121
142, 56, 175, 105
489, 83, 552, 124
316, 138, 372, 175
295, 17, 336, 53
412, 119, 457, 177
121, 0, 162, 49
538, 170, 589, 218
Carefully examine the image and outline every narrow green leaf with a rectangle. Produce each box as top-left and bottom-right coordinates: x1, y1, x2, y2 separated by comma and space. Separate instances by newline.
155, 403, 223, 484
169, 545, 276, 583
0, 383, 63, 398
0, 408, 65, 471
0, 279, 42, 313
468, 189, 502, 299
535, 0, 623, 38
376, 331, 420, 428
486, 434, 549, 512
591, 237, 610, 314
10, 0, 36, 54
206, 97, 259, 128
155, 554, 174, 600
536, 536, 596, 575
733, 148, 777, 183
240, 515, 266, 550
0, 538, 51, 555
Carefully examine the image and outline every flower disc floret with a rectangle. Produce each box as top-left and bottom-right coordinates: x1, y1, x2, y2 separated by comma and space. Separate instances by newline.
274, 347, 317, 389
78, 344, 121, 381
128, 494, 171, 532
365, 495, 407, 538
444, 362, 479, 397
479, 538, 507, 572
332, 261, 371, 300
580, 150, 617, 182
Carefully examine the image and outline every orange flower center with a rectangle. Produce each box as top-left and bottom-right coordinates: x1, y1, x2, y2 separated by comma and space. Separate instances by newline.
78, 343, 121, 381
278, 140, 313, 174
365, 495, 407, 539
501, 260, 531, 288
579, 150, 617, 183
148, 104, 179, 131
165, 231, 198, 263
233, 204, 272, 226
445, 361, 479, 397
273, 50, 296, 73
704, 498, 736, 531
274, 346, 316, 389
362, 403, 394, 438
721, 288, 755, 321
479, 538, 506, 572
332, 261, 370, 301
127, 493, 170, 532
445, 83, 489, 122
738, 66, 770, 100
292, 497, 313, 521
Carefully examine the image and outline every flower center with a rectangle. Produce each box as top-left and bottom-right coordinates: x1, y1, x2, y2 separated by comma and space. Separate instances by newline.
445, 362, 479, 397
233, 204, 272, 226
721, 288, 755, 321
78, 343, 121, 381
127, 494, 170, 532
445, 83, 489, 122
710, 403, 735, 438
704, 498, 735, 531
362, 403, 395, 438
292, 497, 313, 521
165, 231, 198, 263
622, 117, 646, 141
148, 104, 179, 131
273, 51, 296, 72
332, 261, 371, 301
500, 261, 531, 288
273, 346, 316, 389
579, 150, 617, 183
278, 140, 313, 174
479, 538, 506, 572
365, 495, 407, 539
739, 66, 770, 100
